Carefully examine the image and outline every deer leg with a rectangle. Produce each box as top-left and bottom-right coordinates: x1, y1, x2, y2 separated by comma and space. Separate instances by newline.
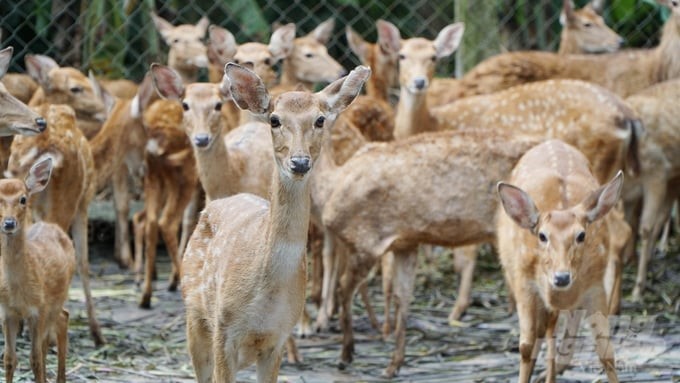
28, 314, 46, 383
586, 289, 619, 383
133, 210, 146, 286
383, 248, 417, 378
56, 309, 69, 383
158, 185, 189, 292
178, 185, 202, 260
358, 279, 379, 331
112, 164, 132, 268
212, 331, 236, 383
381, 250, 395, 339
516, 293, 543, 383
315, 229, 336, 332
72, 204, 105, 346
535, 311, 561, 383
257, 346, 284, 383
186, 313, 213, 383
449, 245, 477, 323
140, 181, 160, 309
338, 252, 374, 369
285, 335, 302, 364
3, 316, 19, 383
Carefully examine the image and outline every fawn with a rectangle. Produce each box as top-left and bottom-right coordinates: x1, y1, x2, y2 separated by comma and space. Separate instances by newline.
181, 63, 369, 382
497, 139, 622, 382
0, 158, 76, 383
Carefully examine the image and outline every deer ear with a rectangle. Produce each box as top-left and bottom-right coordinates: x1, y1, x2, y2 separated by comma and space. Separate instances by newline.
151, 12, 174, 42
208, 25, 237, 64
346, 26, 368, 63
25, 157, 53, 195
25, 54, 59, 90
319, 65, 370, 115
580, 170, 623, 223
0, 46, 12, 79
434, 23, 465, 59
498, 182, 540, 230
308, 18, 334, 45
196, 16, 210, 36
88, 71, 115, 115
560, 0, 577, 26
269, 23, 296, 61
150, 63, 185, 100
377, 19, 401, 55
224, 62, 270, 115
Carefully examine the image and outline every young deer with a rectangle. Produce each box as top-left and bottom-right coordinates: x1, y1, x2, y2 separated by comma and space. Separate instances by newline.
25, 54, 108, 139
150, 12, 209, 84
7, 104, 105, 346
321, 130, 541, 377
558, 0, 623, 55
497, 139, 622, 383
0, 158, 76, 383
181, 63, 369, 382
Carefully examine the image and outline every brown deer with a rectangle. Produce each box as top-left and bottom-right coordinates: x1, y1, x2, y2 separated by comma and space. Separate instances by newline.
1, 73, 38, 104
623, 78, 680, 301
150, 12, 209, 84
6, 104, 105, 346
497, 139, 622, 383
437, 0, 680, 102
0, 158, 75, 383
25, 54, 108, 139
321, 130, 541, 377
181, 63, 369, 382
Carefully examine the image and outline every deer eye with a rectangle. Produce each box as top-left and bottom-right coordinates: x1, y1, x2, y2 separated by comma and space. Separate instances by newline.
182, 102, 190, 111
304, 53, 314, 59
431, 55, 437, 62
173, 38, 181, 44
214, 102, 222, 111
314, 116, 325, 128
398, 54, 405, 60
583, 22, 593, 28
270, 115, 281, 128
538, 232, 548, 243
19, 196, 26, 205
575, 231, 586, 243
263, 58, 271, 66
233, 59, 240, 64
70, 86, 83, 94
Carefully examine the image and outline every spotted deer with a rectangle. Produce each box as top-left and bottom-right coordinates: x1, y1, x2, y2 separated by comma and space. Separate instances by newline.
150, 12, 209, 84
497, 139, 622, 383
321, 130, 541, 377
181, 63, 369, 383
7, 104, 105, 346
0, 158, 75, 383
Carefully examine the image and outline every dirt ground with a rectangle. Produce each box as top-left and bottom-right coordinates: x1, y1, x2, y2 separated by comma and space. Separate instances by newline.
3, 220, 680, 382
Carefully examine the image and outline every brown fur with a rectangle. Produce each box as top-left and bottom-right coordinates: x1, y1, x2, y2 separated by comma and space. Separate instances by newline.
321, 130, 541, 377
100, 78, 138, 99
0, 47, 46, 137
150, 13, 209, 84
558, 1, 623, 55
181, 64, 368, 383
497, 140, 622, 382
7, 104, 105, 346
1, 73, 38, 104
624, 78, 680, 300
0, 161, 75, 383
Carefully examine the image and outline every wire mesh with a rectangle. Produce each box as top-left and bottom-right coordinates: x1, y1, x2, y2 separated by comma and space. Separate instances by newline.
0, 0, 669, 82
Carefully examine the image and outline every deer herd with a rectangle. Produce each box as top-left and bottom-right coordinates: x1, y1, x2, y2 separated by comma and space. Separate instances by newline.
0, 0, 678, 382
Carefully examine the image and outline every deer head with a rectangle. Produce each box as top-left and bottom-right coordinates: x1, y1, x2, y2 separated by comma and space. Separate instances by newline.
0, 157, 52, 235
151, 12, 209, 73
560, 0, 623, 53
0, 47, 46, 136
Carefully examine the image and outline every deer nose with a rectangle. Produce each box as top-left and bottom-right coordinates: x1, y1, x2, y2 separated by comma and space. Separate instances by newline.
553, 272, 572, 288
290, 156, 311, 174
618, 37, 625, 47
193, 134, 210, 148
414, 78, 427, 90
2, 217, 17, 233
35, 117, 47, 132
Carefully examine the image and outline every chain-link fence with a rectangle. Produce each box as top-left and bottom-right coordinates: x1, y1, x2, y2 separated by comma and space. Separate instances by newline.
0, 0, 670, 82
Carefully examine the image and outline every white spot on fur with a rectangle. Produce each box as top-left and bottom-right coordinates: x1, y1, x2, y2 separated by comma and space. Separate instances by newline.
146, 139, 160, 155
130, 95, 141, 119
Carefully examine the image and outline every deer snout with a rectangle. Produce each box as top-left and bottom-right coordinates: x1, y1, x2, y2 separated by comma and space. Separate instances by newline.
414, 77, 427, 90
290, 156, 311, 175
193, 134, 211, 148
35, 117, 47, 132
553, 271, 572, 289
2, 217, 18, 233
617, 37, 625, 48
193, 55, 209, 69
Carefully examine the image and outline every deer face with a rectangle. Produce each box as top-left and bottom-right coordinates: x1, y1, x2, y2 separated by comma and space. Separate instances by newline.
181, 83, 228, 150
289, 20, 347, 84
233, 43, 280, 88
152, 14, 209, 71
0, 158, 52, 235
562, 4, 624, 53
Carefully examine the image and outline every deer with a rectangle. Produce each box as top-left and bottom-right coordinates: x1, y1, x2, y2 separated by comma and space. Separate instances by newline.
1, 73, 39, 104
426, 0, 625, 108
150, 12, 209, 84
0, 47, 47, 169
497, 139, 623, 383
6, 103, 105, 346
321, 130, 541, 377
622, 78, 680, 302
0, 158, 75, 383
434, 0, 680, 103
25, 54, 109, 139
180, 63, 369, 383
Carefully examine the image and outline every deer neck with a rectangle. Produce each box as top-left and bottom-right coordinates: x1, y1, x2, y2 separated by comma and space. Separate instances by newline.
394, 87, 435, 138
1, 227, 30, 288
90, 98, 128, 191
168, 55, 199, 84
557, 33, 577, 55
656, 13, 680, 81
193, 128, 236, 200
263, 167, 311, 280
